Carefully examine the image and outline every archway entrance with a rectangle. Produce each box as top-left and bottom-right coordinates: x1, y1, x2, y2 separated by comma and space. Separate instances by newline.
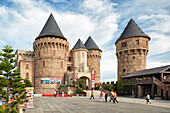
79, 76, 91, 90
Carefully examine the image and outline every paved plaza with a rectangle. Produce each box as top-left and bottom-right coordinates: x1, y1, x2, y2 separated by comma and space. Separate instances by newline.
25, 96, 170, 113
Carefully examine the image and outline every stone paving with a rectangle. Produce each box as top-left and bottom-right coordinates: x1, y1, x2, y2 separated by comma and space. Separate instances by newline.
25, 96, 170, 113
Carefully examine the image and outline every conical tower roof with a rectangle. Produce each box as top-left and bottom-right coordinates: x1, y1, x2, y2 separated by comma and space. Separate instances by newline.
72, 39, 86, 50
84, 36, 101, 51
36, 13, 66, 40
116, 18, 150, 43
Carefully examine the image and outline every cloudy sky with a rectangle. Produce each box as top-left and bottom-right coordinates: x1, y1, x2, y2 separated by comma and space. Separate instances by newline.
0, 0, 170, 82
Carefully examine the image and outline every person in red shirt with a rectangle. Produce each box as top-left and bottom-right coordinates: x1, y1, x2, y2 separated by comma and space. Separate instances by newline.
100, 92, 103, 102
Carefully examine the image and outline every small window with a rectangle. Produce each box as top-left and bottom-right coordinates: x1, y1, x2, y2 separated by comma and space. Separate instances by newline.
65, 53, 66, 58
61, 61, 63, 67
122, 42, 127, 47
133, 56, 135, 59
67, 66, 71, 71
42, 60, 46, 67
90, 50, 92, 53
26, 73, 29, 78
146, 41, 148, 46
53, 50, 55, 56
82, 53, 84, 57
136, 40, 139, 45
26, 64, 29, 69
38, 51, 41, 57
123, 69, 126, 72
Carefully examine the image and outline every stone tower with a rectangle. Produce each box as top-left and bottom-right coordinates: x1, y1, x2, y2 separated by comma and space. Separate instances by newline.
33, 14, 69, 94
72, 39, 88, 72
115, 19, 151, 80
84, 36, 102, 83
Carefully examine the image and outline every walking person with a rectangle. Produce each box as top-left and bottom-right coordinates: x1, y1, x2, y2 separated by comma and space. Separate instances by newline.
114, 91, 118, 103
105, 92, 108, 102
68, 90, 70, 96
109, 89, 115, 102
90, 89, 95, 99
99, 91, 103, 102
54, 90, 57, 97
146, 94, 151, 104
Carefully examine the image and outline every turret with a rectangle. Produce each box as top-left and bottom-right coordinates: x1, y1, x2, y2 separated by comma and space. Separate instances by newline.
85, 36, 102, 83
115, 18, 151, 80
33, 13, 69, 94
71, 39, 88, 72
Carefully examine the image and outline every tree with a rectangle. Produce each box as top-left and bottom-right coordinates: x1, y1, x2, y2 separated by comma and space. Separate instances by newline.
117, 76, 130, 95
0, 45, 32, 112
75, 78, 85, 88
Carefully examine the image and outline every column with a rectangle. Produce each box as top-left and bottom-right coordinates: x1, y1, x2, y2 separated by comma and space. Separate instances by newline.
152, 76, 155, 99
143, 85, 145, 97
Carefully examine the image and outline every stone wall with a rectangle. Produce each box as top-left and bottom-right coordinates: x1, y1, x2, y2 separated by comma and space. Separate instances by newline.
87, 50, 101, 83
116, 37, 149, 80
33, 37, 69, 94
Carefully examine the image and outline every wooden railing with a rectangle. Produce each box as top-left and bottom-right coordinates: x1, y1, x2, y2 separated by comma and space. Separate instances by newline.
153, 77, 168, 91
162, 79, 170, 82
136, 79, 152, 83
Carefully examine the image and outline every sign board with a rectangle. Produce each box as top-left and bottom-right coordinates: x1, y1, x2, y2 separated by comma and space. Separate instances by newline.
74, 73, 78, 81
26, 87, 34, 109
41, 78, 61, 84
92, 74, 95, 88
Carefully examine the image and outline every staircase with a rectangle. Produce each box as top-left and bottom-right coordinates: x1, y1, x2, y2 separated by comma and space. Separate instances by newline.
153, 77, 168, 91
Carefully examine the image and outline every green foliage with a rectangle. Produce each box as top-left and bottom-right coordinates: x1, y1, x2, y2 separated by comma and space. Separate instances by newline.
117, 76, 130, 95
75, 79, 85, 88
77, 88, 84, 94
24, 78, 33, 87
0, 45, 33, 112
9, 107, 18, 113
0, 106, 5, 113
102, 84, 116, 91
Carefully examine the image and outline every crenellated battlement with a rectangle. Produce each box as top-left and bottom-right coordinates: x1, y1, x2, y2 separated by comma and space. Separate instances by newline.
16, 50, 34, 57
33, 37, 69, 51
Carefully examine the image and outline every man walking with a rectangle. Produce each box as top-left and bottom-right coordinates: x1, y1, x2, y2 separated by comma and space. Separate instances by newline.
105, 92, 108, 102
109, 89, 115, 103
114, 91, 118, 103
90, 89, 95, 99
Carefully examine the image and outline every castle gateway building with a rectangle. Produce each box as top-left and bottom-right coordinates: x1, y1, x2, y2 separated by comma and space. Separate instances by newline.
15, 14, 102, 94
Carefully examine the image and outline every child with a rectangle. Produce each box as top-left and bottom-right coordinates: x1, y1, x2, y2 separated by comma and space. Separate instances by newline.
100, 92, 103, 102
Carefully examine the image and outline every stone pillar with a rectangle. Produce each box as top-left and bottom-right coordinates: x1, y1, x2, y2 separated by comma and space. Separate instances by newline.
130, 85, 132, 96
152, 76, 155, 99
143, 85, 145, 97
138, 85, 142, 97
135, 84, 138, 98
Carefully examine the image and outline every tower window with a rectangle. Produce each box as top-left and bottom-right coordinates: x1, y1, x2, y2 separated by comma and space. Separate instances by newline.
146, 41, 148, 46
42, 60, 46, 67
136, 40, 139, 45
26, 64, 29, 69
61, 61, 63, 67
90, 50, 92, 53
65, 53, 67, 58
38, 51, 41, 57
53, 50, 55, 56
26, 73, 29, 78
82, 53, 84, 57
133, 56, 135, 59
122, 42, 127, 47
123, 69, 126, 72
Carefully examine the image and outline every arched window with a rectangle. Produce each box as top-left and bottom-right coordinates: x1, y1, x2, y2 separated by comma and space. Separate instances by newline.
26, 73, 29, 78
38, 51, 41, 57
42, 60, 46, 67
53, 50, 55, 56
26, 64, 29, 69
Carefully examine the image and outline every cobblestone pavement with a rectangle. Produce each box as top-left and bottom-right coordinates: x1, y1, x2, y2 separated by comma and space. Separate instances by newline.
25, 96, 170, 113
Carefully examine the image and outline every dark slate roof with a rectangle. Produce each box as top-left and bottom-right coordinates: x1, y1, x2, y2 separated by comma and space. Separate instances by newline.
72, 39, 86, 50
36, 13, 66, 40
84, 36, 102, 52
123, 65, 170, 78
116, 18, 150, 43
